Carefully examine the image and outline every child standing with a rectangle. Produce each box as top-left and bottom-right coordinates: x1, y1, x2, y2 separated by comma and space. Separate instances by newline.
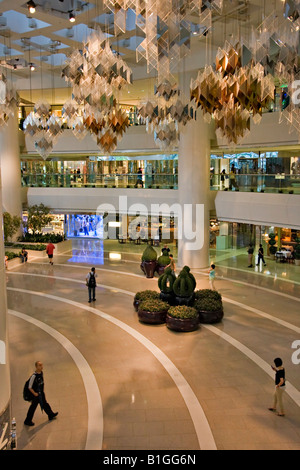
209, 264, 216, 290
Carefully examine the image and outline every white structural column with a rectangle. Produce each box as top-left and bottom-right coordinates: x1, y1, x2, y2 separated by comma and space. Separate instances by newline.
177, 110, 211, 269
0, 167, 11, 436
0, 113, 22, 217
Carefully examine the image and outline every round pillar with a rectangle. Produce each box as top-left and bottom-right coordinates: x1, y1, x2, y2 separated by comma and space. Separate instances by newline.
177, 112, 211, 269
0, 167, 11, 445
0, 113, 22, 219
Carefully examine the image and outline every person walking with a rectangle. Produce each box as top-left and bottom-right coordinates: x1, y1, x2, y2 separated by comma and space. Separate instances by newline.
208, 264, 216, 290
268, 357, 286, 417
166, 254, 176, 276
20, 247, 28, 263
247, 243, 254, 267
46, 242, 55, 265
256, 244, 266, 266
86, 267, 97, 303
220, 169, 227, 190
24, 361, 58, 426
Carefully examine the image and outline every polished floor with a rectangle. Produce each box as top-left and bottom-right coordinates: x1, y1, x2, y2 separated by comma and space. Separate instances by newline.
6, 240, 300, 450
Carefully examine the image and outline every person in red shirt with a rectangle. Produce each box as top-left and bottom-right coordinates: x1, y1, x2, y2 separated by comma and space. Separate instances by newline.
46, 242, 55, 265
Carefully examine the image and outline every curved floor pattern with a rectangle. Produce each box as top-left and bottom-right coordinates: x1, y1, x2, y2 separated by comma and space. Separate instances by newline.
9, 309, 103, 450
8, 287, 216, 451
8, 277, 300, 410
7, 252, 300, 450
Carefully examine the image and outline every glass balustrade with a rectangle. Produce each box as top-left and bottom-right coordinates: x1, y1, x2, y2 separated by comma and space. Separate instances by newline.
210, 173, 300, 194
21, 172, 178, 190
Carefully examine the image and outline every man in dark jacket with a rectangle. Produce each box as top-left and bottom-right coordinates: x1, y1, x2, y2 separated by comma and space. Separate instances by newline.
86, 267, 97, 303
24, 361, 58, 426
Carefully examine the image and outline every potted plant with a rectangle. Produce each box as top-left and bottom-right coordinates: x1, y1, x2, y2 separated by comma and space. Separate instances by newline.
140, 245, 158, 278
156, 249, 171, 276
172, 267, 196, 306
137, 298, 170, 324
166, 305, 199, 332
193, 289, 224, 324
268, 233, 277, 260
133, 290, 160, 311
158, 267, 176, 305
295, 238, 300, 266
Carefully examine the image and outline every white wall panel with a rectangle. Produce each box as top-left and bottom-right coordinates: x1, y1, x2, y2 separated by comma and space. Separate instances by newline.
215, 191, 300, 229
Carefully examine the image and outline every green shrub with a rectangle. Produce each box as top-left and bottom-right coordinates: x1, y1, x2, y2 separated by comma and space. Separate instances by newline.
168, 305, 198, 319
139, 299, 170, 312
5, 251, 19, 260
3, 212, 21, 242
18, 232, 65, 243
295, 238, 300, 260
134, 290, 160, 302
141, 245, 157, 262
194, 297, 223, 312
194, 289, 222, 302
5, 243, 46, 251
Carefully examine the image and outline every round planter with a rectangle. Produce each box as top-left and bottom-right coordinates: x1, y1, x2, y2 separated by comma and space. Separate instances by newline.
166, 313, 199, 332
156, 264, 167, 276
295, 259, 300, 266
138, 308, 168, 324
198, 309, 224, 324
140, 261, 157, 278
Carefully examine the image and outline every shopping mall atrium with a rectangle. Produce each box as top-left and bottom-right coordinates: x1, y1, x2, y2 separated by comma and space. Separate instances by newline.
0, 0, 300, 452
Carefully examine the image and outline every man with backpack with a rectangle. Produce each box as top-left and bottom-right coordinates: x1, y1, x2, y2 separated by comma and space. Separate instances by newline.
24, 361, 58, 426
86, 267, 97, 303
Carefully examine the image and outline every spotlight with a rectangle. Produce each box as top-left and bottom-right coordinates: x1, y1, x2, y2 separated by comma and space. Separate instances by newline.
27, 0, 36, 14
69, 11, 75, 22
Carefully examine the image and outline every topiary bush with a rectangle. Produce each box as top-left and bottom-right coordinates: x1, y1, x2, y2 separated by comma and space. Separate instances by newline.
268, 233, 277, 256
141, 245, 157, 262
158, 267, 176, 305
156, 249, 171, 275
173, 268, 195, 306
158, 267, 176, 293
181, 266, 196, 290
140, 245, 158, 278
157, 249, 170, 267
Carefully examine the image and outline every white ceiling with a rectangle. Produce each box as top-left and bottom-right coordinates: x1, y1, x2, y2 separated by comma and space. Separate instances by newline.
0, 0, 291, 105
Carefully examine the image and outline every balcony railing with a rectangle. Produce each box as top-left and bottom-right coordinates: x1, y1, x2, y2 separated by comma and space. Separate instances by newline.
21, 172, 178, 190
210, 173, 300, 194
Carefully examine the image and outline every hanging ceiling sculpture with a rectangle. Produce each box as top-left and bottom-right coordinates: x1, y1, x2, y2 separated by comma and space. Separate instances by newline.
103, 0, 223, 77
138, 79, 196, 149
190, 41, 275, 144
0, 74, 19, 127
23, 100, 63, 159
62, 28, 132, 153
249, 10, 300, 137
